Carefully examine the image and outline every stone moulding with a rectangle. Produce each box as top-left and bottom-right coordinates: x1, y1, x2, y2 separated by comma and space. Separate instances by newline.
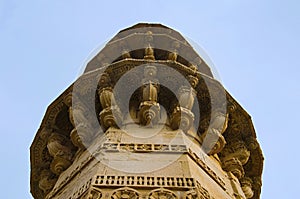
30, 23, 263, 199
93, 175, 196, 188
31, 66, 263, 198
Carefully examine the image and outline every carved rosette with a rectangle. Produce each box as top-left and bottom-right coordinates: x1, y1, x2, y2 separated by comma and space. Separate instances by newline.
184, 190, 198, 199
147, 188, 178, 199
86, 187, 102, 199
111, 187, 140, 199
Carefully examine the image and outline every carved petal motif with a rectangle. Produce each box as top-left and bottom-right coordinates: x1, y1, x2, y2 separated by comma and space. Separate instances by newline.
184, 190, 198, 199
147, 188, 178, 199
86, 187, 102, 199
111, 187, 140, 199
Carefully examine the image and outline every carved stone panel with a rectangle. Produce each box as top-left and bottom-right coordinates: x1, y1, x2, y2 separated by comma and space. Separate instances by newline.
147, 188, 178, 199
111, 187, 140, 199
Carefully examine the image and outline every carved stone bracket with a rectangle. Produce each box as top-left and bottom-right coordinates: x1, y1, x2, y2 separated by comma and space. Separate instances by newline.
47, 133, 73, 175
99, 106, 122, 130
144, 45, 155, 60
201, 128, 226, 155
38, 170, 57, 194
45, 154, 95, 199
170, 84, 197, 132
98, 74, 122, 130
167, 40, 180, 61
139, 65, 160, 126
70, 123, 93, 150
201, 111, 228, 155
65, 90, 99, 151
222, 157, 244, 179
240, 177, 254, 199
170, 106, 195, 132
220, 140, 250, 179
119, 40, 131, 59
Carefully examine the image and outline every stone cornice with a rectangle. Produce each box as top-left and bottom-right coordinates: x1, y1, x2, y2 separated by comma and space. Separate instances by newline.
30, 23, 263, 199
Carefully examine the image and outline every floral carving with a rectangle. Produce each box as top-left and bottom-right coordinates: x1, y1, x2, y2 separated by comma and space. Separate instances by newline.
147, 188, 178, 199
86, 187, 102, 199
196, 182, 214, 199
111, 187, 140, 199
184, 190, 198, 199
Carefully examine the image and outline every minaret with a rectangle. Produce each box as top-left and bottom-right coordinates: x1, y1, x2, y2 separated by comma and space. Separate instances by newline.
30, 23, 263, 199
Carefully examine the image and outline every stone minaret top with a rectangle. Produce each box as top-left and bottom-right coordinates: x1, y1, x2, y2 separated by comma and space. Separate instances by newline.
30, 23, 263, 199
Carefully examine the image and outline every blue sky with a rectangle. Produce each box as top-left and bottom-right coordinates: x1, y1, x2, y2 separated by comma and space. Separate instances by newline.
0, 0, 299, 198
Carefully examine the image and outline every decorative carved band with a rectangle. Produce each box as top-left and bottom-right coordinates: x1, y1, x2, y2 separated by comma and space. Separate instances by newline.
93, 175, 196, 189
188, 149, 226, 190
50, 176, 217, 199
196, 182, 216, 199
97, 142, 226, 191
46, 142, 227, 199
48, 176, 220, 199
67, 178, 92, 199
182, 182, 217, 199
99, 142, 187, 153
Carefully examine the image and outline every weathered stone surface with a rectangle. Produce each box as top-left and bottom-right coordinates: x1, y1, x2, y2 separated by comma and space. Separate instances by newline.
30, 23, 263, 199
